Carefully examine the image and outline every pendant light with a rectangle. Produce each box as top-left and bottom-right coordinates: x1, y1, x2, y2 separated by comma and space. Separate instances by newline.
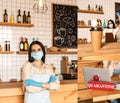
33, 0, 48, 13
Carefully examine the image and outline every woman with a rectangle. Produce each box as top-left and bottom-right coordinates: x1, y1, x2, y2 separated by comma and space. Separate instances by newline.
114, 21, 120, 42
103, 60, 120, 103
102, 19, 116, 43
22, 40, 60, 103
103, 60, 120, 77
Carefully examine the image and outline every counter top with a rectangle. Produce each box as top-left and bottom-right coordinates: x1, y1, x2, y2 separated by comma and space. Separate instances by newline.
0, 80, 77, 97
0, 79, 77, 88
92, 90, 120, 102
78, 42, 120, 60
0, 82, 22, 89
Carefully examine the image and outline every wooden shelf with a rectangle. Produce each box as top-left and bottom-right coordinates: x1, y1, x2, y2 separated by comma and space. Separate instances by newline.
0, 51, 14, 54
78, 25, 91, 28
16, 51, 77, 54
0, 22, 34, 27
78, 9, 104, 14
77, 25, 104, 28
16, 51, 28, 54
46, 51, 77, 54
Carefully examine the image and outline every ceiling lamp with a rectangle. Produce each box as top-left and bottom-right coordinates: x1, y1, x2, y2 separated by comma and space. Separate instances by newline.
33, 0, 48, 13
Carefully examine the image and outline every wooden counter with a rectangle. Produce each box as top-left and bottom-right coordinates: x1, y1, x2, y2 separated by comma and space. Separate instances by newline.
92, 90, 120, 102
78, 42, 120, 102
78, 42, 120, 60
0, 80, 78, 103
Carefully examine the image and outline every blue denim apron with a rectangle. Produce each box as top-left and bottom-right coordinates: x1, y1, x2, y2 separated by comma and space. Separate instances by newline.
24, 66, 51, 103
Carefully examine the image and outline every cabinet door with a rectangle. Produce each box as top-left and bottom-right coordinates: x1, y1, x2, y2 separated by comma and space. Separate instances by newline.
0, 96, 24, 103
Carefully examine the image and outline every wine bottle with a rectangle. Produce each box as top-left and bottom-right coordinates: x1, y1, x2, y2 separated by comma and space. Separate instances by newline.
3, 9, 8, 22
88, 4, 90, 10
19, 37, 24, 51
95, 5, 98, 11
24, 38, 29, 51
23, 10, 27, 23
27, 11, 31, 24
17, 9, 21, 23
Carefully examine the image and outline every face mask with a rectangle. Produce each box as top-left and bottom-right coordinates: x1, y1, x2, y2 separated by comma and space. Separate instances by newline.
108, 24, 113, 28
31, 51, 43, 61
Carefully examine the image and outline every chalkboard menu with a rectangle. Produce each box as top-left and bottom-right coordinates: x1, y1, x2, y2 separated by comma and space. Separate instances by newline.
52, 4, 77, 48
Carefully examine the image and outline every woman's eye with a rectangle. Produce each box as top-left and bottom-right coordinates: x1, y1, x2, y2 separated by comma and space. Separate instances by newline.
38, 48, 41, 51
32, 50, 35, 52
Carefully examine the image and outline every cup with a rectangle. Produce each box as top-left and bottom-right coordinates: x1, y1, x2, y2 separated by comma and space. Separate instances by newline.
90, 27, 103, 52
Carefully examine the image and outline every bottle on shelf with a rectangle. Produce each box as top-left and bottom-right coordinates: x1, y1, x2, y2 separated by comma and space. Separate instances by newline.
99, 5, 101, 11
95, 5, 98, 11
27, 11, 31, 24
88, 4, 90, 10
10, 14, 14, 23
5, 41, 10, 51
19, 37, 24, 51
24, 38, 29, 51
23, 10, 27, 23
32, 37, 35, 41
100, 5, 103, 11
3, 9, 8, 22
17, 9, 21, 23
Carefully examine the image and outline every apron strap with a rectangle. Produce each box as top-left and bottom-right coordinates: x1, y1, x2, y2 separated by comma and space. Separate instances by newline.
30, 66, 34, 78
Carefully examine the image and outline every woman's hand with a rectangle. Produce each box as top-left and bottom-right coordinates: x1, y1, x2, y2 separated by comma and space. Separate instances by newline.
48, 76, 57, 82
24, 79, 43, 87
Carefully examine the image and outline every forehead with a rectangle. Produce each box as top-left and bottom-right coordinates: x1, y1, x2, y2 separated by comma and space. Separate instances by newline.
31, 44, 41, 49
108, 21, 112, 23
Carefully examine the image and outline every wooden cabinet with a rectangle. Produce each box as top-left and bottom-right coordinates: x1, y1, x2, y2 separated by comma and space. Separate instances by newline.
78, 42, 120, 102
0, 82, 24, 103
51, 83, 78, 103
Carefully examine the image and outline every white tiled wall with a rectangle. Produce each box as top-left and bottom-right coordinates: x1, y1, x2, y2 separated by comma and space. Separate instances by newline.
0, 0, 77, 82
0, 0, 119, 82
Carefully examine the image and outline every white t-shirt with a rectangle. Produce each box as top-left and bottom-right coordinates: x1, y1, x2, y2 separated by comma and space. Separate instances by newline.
114, 27, 120, 42
103, 60, 120, 77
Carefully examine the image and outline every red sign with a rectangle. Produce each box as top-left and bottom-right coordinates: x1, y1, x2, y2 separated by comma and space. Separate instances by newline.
87, 81, 115, 90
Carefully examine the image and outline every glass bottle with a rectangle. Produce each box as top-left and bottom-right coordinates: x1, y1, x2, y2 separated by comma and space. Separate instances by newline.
5, 41, 10, 51
3, 9, 8, 22
95, 5, 98, 11
88, 4, 90, 10
17, 9, 21, 23
24, 38, 29, 51
19, 37, 24, 51
27, 11, 31, 24
10, 14, 14, 23
23, 10, 27, 23
101, 5, 103, 11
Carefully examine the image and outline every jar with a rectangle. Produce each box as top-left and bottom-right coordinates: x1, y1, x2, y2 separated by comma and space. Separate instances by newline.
10, 14, 14, 23
5, 41, 10, 51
